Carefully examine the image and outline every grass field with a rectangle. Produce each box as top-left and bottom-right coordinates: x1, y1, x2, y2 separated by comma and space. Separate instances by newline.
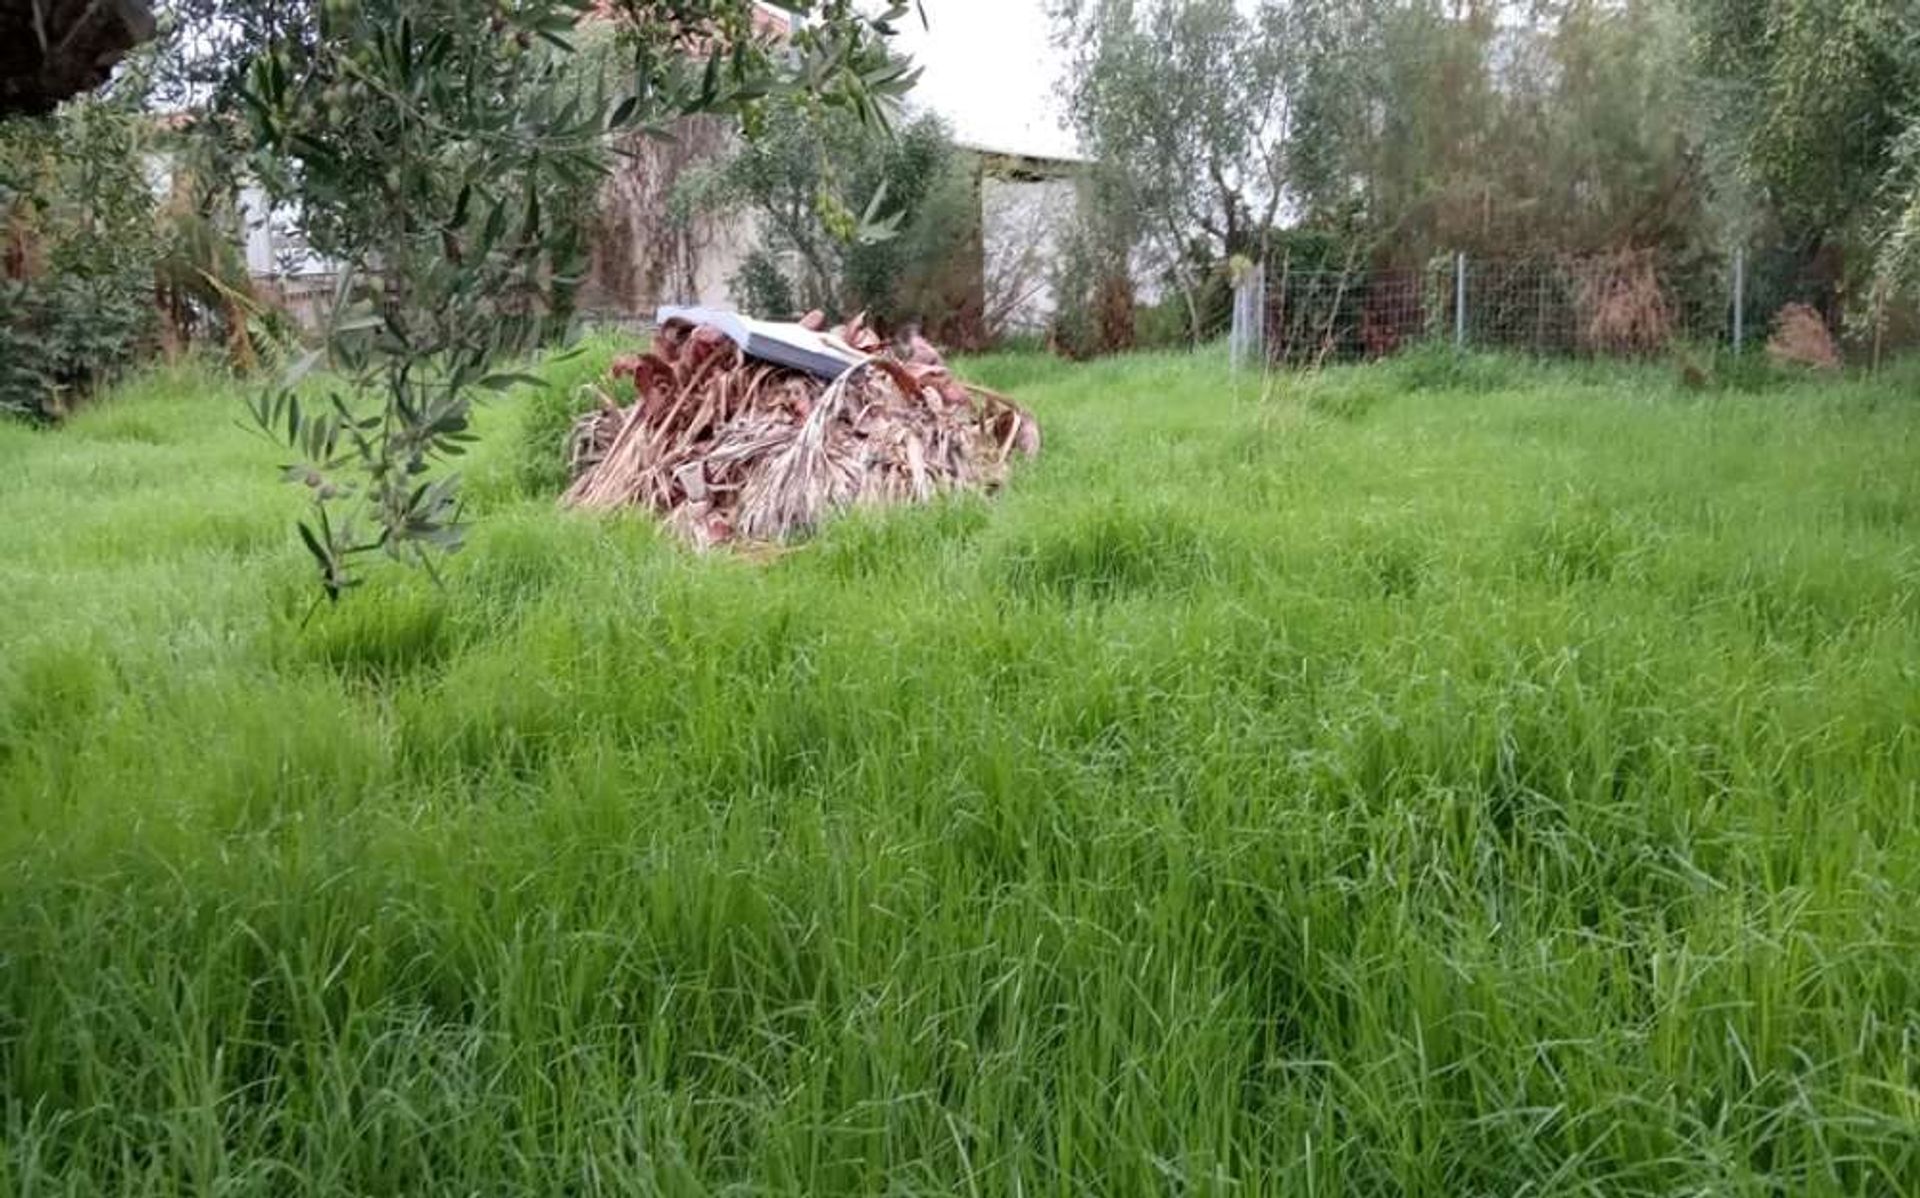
3, 344, 1918, 1195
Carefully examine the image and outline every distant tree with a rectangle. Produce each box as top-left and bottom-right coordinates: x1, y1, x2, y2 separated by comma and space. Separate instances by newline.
1047, 174, 1138, 359
1685, 0, 1912, 248
1055, 1, 1711, 293
710, 106, 975, 334
1875, 117, 1920, 306
1291, 1, 1703, 258
1051, 0, 1292, 339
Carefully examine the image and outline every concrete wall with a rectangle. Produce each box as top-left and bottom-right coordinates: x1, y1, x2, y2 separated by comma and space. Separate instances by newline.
580, 115, 751, 318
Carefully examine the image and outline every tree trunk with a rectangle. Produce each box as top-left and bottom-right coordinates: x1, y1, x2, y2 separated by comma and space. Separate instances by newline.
0, 1, 156, 117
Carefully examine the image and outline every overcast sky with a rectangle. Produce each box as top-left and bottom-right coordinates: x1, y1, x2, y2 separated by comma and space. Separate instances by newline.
888, 0, 1081, 160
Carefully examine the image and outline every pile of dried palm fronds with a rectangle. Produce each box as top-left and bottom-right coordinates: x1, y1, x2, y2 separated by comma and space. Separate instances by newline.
564, 312, 1041, 547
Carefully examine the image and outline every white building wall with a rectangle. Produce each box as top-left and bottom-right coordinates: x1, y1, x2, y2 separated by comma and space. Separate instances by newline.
237, 186, 330, 279
683, 207, 759, 310
980, 173, 1076, 333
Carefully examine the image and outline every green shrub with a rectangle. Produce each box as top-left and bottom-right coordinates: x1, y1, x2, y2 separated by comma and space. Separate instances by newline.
1697, 344, 1795, 393
1, 96, 159, 420
731, 248, 798, 321
718, 110, 978, 336
0, 274, 156, 420
1049, 215, 1135, 360
1133, 295, 1192, 351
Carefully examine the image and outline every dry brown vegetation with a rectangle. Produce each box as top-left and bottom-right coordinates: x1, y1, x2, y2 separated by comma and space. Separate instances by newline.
564, 314, 1040, 545
1767, 302, 1842, 370
1578, 251, 1673, 355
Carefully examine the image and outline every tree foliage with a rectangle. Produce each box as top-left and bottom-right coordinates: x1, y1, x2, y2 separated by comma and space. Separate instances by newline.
1877, 117, 1920, 304
0, 87, 159, 419
1052, 0, 1289, 329
1366, 1, 1700, 257
1683, 0, 1920, 314
713, 106, 976, 334
231, 0, 918, 599
1048, 178, 1138, 359
1052, 0, 1710, 347
1686, 0, 1913, 242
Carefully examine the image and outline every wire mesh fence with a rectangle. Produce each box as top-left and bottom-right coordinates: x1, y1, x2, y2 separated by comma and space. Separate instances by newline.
1230, 248, 1901, 369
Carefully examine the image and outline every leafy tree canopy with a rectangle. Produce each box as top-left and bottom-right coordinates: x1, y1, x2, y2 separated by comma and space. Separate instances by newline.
226, 0, 921, 598
712, 104, 974, 332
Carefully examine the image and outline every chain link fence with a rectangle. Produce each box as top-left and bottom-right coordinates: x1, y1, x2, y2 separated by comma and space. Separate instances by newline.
1230, 247, 1904, 369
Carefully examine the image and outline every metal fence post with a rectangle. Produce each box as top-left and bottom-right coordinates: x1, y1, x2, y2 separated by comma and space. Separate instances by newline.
1230, 262, 1267, 371
1230, 269, 1248, 371
1454, 252, 1467, 350
1731, 247, 1746, 353
1252, 265, 1266, 366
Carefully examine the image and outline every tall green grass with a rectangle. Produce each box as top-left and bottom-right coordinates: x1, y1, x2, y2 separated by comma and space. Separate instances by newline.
2, 346, 1917, 1195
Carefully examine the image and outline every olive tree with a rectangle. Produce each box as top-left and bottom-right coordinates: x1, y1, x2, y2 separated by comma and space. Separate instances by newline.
712, 105, 975, 333
1877, 117, 1920, 305
1682, 0, 1920, 326
1051, 0, 1292, 340
230, 0, 917, 598
1686, 0, 1911, 243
